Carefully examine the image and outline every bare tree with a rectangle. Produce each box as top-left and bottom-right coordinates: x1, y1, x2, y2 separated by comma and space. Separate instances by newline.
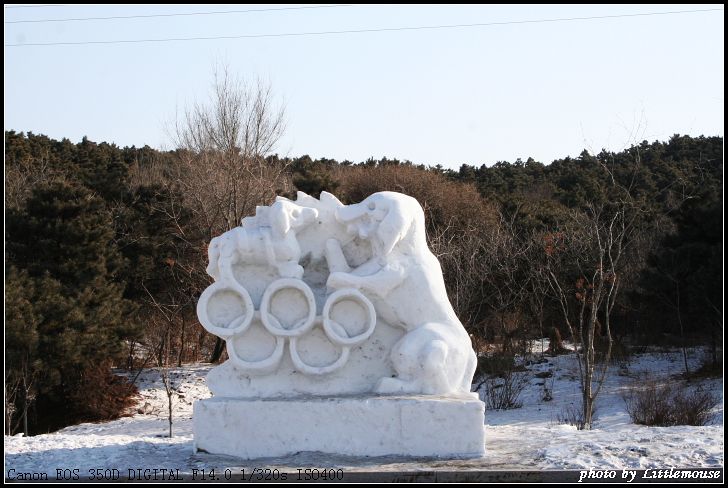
159, 329, 175, 439
525, 237, 552, 357
655, 264, 691, 376
545, 154, 652, 430
5, 374, 20, 436
172, 66, 291, 234
5, 146, 52, 210
142, 285, 186, 438
486, 210, 536, 354
430, 220, 491, 335
5, 319, 39, 436
170, 66, 292, 363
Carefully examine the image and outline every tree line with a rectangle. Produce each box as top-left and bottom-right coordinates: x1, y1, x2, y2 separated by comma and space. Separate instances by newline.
4, 123, 721, 434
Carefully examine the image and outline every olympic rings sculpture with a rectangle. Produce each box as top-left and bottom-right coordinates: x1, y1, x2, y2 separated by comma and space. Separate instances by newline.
197, 278, 377, 375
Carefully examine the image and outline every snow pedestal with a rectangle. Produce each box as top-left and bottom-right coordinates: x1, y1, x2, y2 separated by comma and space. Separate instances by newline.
193, 394, 485, 459
194, 191, 486, 460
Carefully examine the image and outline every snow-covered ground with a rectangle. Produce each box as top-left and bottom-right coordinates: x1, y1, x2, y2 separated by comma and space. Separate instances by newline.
5, 346, 723, 476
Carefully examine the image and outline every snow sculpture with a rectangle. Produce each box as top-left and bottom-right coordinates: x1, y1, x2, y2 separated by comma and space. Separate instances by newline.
326, 192, 477, 395
194, 191, 485, 459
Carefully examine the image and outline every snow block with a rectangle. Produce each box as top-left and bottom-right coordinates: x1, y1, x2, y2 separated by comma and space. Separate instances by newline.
193, 394, 485, 459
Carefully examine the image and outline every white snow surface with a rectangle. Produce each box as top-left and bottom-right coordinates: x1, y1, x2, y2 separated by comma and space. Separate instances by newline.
5, 347, 723, 474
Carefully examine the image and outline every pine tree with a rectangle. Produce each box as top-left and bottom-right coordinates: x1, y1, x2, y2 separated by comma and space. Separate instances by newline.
5, 268, 42, 435
6, 180, 139, 432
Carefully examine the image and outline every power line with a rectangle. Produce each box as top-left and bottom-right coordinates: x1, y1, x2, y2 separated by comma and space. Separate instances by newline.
5, 8, 723, 48
5, 4, 354, 24
4, 4, 66, 8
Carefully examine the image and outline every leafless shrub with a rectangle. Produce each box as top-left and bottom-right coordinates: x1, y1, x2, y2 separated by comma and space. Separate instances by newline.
476, 353, 529, 410
542, 374, 555, 402
482, 372, 529, 410
688, 351, 723, 379
557, 401, 597, 430
622, 381, 719, 426
671, 387, 719, 426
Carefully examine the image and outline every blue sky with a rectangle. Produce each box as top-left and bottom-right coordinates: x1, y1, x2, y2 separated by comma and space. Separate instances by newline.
4, 4, 724, 169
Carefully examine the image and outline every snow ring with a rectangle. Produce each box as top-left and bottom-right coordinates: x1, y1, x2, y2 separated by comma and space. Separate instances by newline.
289, 323, 351, 375
227, 329, 285, 374
323, 289, 377, 346
260, 278, 317, 337
196, 280, 255, 338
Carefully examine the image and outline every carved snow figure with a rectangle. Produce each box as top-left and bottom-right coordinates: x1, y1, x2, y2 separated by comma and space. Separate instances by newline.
194, 191, 485, 459
206, 199, 318, 280
325, 191, 477, 395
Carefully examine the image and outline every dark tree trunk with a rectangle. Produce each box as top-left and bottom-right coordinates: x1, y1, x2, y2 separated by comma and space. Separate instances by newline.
177, 315, 186, 368
210, 337, 225, 363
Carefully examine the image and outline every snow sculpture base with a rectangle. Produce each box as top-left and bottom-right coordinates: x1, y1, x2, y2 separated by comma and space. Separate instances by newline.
193, 394, 485, 459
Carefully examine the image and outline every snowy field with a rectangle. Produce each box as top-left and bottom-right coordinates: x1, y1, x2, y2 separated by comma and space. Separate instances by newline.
5, 346, 723, 478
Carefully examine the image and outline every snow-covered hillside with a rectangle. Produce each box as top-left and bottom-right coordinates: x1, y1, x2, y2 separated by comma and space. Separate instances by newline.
5, 347, 723, 475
